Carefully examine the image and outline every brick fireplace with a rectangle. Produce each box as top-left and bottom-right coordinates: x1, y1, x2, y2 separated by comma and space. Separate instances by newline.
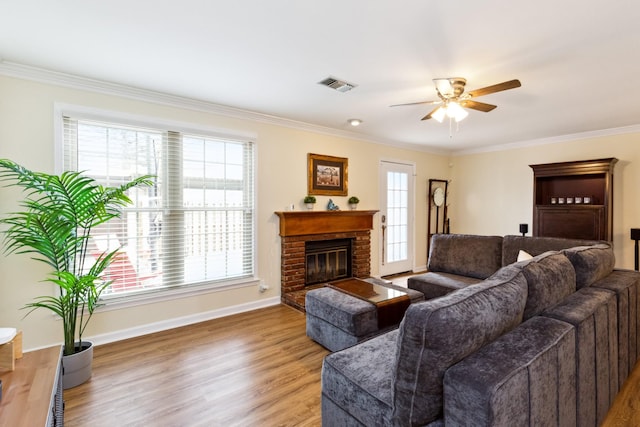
275, 210, 378, 311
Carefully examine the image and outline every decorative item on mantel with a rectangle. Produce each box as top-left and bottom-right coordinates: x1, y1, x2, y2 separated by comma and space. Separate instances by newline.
348, 196, 360, 210
303, 195, 316, 210
327, 199, 340, 210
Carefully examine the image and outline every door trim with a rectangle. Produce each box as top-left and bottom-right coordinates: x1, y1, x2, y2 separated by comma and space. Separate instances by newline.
378, 159, 416, 277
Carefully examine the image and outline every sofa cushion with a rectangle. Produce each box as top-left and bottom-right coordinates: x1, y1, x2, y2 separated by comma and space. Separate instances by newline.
516, 251, 577, 320
443, 316, 576, 426
591, 269, 640, 385
562, 244, 615, 289
322, 330, 398, 426
502, 235, 606, 266
391, 265, 527, 426
427, 234, 503, 280
408, 272, 483, 300
542, 287, 618, 425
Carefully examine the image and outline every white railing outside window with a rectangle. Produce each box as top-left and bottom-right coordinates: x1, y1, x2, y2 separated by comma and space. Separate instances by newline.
62, 115, 255, 298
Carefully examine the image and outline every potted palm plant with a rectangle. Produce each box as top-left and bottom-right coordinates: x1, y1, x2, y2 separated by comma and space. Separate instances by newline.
0, 159, 153, 388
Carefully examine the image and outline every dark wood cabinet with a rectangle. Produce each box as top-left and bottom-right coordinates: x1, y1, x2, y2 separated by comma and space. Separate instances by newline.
530, 158, 617, 241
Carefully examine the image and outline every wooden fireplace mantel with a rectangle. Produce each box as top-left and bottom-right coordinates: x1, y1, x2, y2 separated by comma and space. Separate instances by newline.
275, 210, 378, 237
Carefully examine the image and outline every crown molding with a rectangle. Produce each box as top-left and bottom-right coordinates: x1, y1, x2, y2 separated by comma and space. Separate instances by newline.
2, 61, 637, 158
0, 60, 448, 154
453, 124, 640, 156
0, 60, 308, 125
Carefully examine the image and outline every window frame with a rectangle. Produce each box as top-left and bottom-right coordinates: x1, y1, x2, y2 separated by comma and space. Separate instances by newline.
53, 103, 260, 309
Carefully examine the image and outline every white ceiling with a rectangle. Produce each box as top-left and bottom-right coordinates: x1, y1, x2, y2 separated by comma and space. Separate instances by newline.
1, 0, 639, 152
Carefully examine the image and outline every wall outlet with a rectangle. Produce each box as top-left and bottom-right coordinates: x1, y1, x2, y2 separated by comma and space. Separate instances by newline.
259, 282, 269, 293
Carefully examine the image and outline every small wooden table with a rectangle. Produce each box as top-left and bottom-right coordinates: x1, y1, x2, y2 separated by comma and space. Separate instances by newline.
0, 346, 63, 427
328, 278, 411, 329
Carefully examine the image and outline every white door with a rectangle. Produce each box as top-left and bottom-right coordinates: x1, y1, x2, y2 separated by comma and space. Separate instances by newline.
379, 161, 414, 276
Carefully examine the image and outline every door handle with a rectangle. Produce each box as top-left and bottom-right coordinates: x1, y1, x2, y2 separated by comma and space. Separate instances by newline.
381, 222, 387, 266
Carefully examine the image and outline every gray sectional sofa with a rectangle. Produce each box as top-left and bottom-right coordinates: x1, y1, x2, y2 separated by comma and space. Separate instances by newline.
321, 234, 640, 426
408, 234, 606, 299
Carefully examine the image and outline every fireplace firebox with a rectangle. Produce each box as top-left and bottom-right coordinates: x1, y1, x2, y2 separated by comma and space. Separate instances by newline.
305, 238, 352, 285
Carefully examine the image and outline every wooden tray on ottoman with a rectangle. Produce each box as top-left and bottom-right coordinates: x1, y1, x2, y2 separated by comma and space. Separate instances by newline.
328, 278, 411, 329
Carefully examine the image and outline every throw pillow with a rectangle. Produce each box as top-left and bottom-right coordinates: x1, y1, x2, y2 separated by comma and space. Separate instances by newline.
562, 244, 615, 288
517, 250, 533, 262
519, 252, 576, 319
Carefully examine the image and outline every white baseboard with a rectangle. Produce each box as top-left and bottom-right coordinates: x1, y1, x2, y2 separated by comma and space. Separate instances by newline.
414, 264, 427, 272
88, 296, 281, 347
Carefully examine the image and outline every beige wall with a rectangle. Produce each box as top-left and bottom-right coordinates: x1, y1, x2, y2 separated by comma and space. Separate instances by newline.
4, 72, 637, 351
451, 133, 640, 269
0, 74, 449, 350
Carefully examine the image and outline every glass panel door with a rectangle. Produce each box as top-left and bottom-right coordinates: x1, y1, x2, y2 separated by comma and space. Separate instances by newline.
379, 161, 414, 276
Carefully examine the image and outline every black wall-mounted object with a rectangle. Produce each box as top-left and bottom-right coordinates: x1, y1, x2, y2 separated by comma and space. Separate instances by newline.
519, 223, 528, 237
631, 228, 640, 271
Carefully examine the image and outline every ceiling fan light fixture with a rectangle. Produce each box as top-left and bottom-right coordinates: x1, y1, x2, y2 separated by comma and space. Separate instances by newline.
446, 102, 468, 122
455, 109, 469, 122
390, 77, 520, 127
432, 107, 446, 123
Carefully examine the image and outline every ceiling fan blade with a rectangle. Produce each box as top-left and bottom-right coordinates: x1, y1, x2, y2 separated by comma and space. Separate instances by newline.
421, 106, 441, 120
390, 100, 441, 107
461, 100, 497, 112
466, 79, 521, 98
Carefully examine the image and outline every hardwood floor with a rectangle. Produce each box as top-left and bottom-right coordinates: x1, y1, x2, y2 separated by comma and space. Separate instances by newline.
64, 302, 640, 427
64, 304, 328, 427
601, 358, 640, 427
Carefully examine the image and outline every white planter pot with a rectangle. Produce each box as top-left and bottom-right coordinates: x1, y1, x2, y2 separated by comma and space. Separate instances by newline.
306, 203, 315, 210
349, 203, 358, 210
62, 341, 93, 389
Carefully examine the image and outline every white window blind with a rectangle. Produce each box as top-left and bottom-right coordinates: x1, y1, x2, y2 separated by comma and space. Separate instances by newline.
63, 116, 255, 297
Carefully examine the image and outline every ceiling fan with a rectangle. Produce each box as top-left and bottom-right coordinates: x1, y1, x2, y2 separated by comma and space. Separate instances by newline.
391, 78, 521, 122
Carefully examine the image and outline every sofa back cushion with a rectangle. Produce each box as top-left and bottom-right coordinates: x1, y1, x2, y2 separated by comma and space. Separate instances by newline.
562, 244, 615, 288
502, 235, 607, 266
391, 265, 527, 426
516, 251, 577, 319
428, 234, 503, 279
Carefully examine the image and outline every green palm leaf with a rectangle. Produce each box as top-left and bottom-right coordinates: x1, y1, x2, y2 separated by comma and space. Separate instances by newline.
0, 158, 153, 355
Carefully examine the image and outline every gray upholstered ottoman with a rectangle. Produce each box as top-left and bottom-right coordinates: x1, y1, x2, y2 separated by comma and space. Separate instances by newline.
305, 278, 424, 351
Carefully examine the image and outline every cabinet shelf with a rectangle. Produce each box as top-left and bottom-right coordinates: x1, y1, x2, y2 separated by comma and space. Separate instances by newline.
530, 158, 617, 241
538, 204, 604, 208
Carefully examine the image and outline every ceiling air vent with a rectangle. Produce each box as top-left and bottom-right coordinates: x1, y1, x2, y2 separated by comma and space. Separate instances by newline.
318, 76, 357, 93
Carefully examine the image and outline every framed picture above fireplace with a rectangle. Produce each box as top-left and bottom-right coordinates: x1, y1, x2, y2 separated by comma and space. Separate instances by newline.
308, 153, 348, 196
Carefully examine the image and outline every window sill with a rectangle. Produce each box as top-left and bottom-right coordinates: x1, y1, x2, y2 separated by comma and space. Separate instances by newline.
96, 277, 261, 313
